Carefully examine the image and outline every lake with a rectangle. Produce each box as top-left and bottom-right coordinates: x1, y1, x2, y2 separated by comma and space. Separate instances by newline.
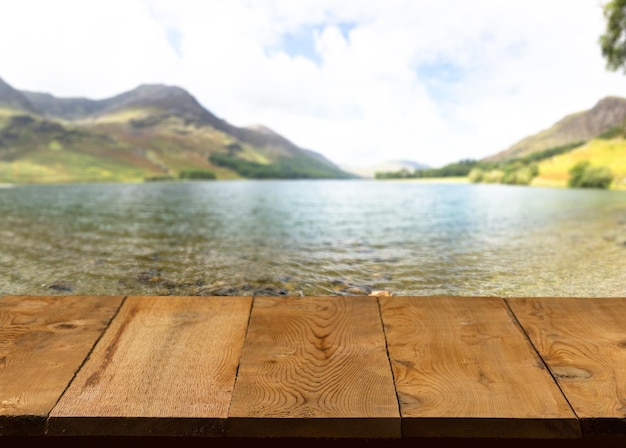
0, 180, 624, 298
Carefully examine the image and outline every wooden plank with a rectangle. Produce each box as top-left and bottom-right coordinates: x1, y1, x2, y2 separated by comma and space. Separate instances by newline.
0, 295, 123, 436
48, 296, 252, 437
380, 296, 580, 439
507, 297, 626, 436
227, 296, 400, 438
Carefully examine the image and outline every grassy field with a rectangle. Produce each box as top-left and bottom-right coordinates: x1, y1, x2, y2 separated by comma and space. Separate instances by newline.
533, 138, 626, 190
0, 150, 150, 183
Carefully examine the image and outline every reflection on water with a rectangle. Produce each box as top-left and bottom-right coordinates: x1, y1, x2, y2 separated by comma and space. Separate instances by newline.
0, 180, 624, 297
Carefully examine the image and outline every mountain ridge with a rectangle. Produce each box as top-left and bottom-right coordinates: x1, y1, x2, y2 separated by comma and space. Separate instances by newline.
22, 82, 333, 165
486, 96, 626, 162
474, 95, 626, 189
0, 77, 39, 114
0, 77, 351, 183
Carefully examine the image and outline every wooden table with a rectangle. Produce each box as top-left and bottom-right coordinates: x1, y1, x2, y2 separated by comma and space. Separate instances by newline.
2, 295, 626, 446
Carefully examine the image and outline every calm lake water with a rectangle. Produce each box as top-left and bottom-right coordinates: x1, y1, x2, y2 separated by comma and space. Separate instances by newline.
0, 180, 625, 298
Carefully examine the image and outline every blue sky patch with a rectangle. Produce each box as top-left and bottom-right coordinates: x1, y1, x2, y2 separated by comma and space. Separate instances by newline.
417, 59, 465, 83
280, 25, 325, 64
165, 27, 183, 58
416, 58, 466, 102
276, 22, 356, 65
337, 22, 356, 41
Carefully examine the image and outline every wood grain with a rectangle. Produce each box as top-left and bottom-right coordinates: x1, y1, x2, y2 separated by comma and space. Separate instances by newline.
0, 295, 123, 435
507, 297, 626, 436
227, 296, 400, 438
380, 296, 579, 439
48, 296, 252, 436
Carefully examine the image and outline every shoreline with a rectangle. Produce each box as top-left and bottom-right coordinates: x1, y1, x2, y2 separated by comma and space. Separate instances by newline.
374, 176, 469, 183
1, 177, 625, 190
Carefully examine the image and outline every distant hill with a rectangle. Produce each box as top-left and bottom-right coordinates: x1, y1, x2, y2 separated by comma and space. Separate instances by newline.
486, 96, 626, 163
477, 96, 626, 189
0, 77, 39, 114
342, 160, 429, 178
0, 77, 351, 183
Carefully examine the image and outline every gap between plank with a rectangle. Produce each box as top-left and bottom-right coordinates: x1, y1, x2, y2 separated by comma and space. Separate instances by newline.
501, 297, 580, 421
44, 295, 129, 435
375, 297, 402, 421
224, 295, 256, 424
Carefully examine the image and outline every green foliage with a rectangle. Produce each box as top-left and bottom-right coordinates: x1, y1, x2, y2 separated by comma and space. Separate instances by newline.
375, 159, 479, 179
375, 149, 573, 181
179, 169, 216, 180
502, 163, 539, 185
597, 125, 625, 139
600, 0, 626, 72
567, 161, 614, 189
144, 175, 176, 182
375, 168, 413, 179
568, 161, 588, 187
225, 142, 243, 154
391, 142, 588, 186
516, 142, 586, 163
419, 159, 478, 177
48, 140, 63, 151
378, 158, 540, 186
209, 153, 348, 179
210, 153, 294, 178
468, 168, 484, 183
482, 169, 505, 183
581, 166, 613, 189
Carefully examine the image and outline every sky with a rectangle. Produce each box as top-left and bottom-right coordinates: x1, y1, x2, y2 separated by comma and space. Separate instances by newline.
1, 0, 624, 168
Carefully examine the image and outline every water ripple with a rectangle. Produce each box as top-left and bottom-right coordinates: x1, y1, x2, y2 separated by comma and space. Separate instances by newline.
0, 181, 625, 298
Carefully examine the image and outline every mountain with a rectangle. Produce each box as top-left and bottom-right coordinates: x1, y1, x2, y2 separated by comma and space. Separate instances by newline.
485, 96, 626, 163
21, 91, 103, 120
0, 77, 39, 114
476, 96, 626, 189
0, 77, 351, 183
342, 160, 430, 178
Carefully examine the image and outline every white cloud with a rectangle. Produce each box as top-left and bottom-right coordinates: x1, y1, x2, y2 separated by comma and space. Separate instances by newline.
0, 0, 181, 97
0, 0, 623, 167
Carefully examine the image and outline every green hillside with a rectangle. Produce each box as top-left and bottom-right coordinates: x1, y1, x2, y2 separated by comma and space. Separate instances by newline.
532, 138, 626, 189
485, 97, 626, 163
0, 78, 351, 183
469, 97, 626, 190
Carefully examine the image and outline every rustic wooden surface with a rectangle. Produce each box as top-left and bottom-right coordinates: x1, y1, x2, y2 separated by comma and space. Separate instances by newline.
379, 296, 580, 438
0, 295, 123, 435
2, 295, 626, 440
48, 296, 252, 436
507, 297, 626, 435
227, 296, 400, 438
